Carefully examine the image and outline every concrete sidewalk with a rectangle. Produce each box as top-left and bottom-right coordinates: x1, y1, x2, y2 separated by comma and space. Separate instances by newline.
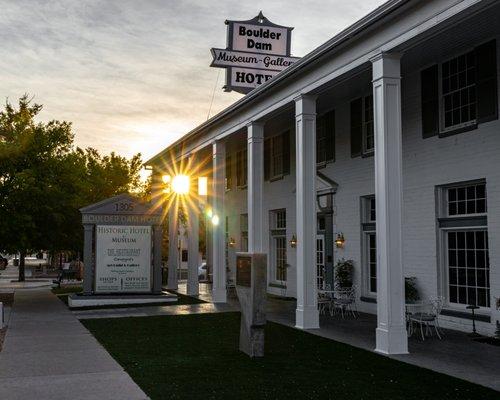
0, 289, 148, 400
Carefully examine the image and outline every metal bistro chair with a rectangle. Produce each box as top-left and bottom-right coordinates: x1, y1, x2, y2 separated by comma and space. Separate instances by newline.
318, 283, 333, 315
408, 296, 444, 340
332, 285, 358, 318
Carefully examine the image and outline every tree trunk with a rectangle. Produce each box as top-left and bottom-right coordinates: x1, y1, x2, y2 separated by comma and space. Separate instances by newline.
18, 251, 26, 282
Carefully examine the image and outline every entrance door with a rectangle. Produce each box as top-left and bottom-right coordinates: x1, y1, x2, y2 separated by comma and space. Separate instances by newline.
316, 235, 326, 290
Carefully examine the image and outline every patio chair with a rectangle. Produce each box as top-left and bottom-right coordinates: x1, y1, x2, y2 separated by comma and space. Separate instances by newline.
318, 284, 333, 315
408, 296, 444, 340
332, 285, 358, 318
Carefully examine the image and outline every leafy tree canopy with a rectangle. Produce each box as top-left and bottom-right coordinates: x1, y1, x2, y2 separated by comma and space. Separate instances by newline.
0, 95, 144, 280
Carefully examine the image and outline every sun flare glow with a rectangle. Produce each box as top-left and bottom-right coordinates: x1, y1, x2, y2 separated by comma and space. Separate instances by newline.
171, 174, 190, 195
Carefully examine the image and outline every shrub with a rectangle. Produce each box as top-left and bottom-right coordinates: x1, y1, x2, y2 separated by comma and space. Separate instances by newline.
334, 259, 354, 288
405, 277, 420, 303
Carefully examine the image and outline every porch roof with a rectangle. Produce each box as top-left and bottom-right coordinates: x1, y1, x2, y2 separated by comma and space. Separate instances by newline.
145, 0, 410, 166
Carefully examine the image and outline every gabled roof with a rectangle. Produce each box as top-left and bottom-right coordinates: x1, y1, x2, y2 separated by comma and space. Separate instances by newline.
145, 0, 410, 166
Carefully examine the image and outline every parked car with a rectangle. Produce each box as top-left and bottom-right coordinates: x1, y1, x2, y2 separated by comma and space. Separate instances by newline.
198, 262, 207, 281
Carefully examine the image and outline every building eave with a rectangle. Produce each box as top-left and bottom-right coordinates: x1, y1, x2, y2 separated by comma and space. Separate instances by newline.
144, 0, 410, 167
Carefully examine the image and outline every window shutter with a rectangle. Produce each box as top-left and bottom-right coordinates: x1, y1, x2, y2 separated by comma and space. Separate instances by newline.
282, 130, 290, 175
225, 155, 232, 190
235, 151, 242, 187
316, 114, 325, 164
350, 98, 362, 157
264, 138, 271, 181
421, 64, 439, 138
475, 39, 498, 124
243, 148, 247, 186
325, 109, 335, 162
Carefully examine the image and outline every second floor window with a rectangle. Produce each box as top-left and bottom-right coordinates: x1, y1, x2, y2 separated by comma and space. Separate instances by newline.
350, 95, 374, 157
442, 51, 476, 130
421, 39, 497, 138
264, 131, 290, 181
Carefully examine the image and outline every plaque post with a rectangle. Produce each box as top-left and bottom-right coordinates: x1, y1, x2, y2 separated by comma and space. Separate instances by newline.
83, 224, 94, 295
235, 252, 267, 357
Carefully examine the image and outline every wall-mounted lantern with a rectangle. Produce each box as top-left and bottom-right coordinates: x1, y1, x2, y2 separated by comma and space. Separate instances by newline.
289, 234, 297, 248
229, 237, 236, 247
335, 232, 345, 248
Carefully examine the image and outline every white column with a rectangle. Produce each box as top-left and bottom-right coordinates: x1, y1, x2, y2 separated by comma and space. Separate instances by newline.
247, 121, 265, 253
152, 224, 163, 294
294, 94, 319, 329
82, 224, 94, 295
167, 204, 179, 290
187, 200, 200, 296
212, 141, 227, 302
371, 52, 408, 354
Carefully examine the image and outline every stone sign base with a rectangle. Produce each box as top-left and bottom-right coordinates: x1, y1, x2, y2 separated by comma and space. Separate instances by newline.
68, 291, 177, 308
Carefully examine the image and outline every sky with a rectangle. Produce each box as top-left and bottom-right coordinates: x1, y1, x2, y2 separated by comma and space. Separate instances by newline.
0, 0, 386, 164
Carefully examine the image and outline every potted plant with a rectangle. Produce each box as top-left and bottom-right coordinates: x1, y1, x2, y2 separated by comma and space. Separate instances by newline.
334, 259, 354, 288
405, 277, 420, 303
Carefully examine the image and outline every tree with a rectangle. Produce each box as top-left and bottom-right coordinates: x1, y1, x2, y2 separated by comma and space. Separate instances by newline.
0, 95, 143, 281
78, 147, 143, 205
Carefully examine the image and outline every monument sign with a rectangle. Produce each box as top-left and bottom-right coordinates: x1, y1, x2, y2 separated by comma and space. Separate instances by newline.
210, 11, 300, 94
78, 193, 167, 300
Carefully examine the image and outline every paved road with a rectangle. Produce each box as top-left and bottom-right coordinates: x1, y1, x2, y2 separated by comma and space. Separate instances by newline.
0, 289, 148, 400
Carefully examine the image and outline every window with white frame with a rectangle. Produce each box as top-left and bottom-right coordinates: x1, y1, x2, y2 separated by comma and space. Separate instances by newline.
447, 182, 486, 216
438, 181, 490, 308
421, 39, 497, 139
442, 50, 476, 130
236, 148, 247, 188
361, 196, 376, 295
264, 132, 290, 181
240, 213, 248, 252
447, 230, 489, 307
270, 209, 287, 282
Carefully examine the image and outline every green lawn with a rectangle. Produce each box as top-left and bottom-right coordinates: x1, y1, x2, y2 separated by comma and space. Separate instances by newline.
82, 312, 498, 400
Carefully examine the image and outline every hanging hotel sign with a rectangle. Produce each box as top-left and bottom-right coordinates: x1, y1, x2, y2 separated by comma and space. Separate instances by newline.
210, 11, 300, 94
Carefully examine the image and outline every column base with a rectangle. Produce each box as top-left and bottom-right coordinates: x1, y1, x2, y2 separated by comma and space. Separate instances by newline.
375, 325, 408, 355
295, 305, 319, 329
166, 281, 178, 291
212, 288, 227, 303
187, 281, 199, 296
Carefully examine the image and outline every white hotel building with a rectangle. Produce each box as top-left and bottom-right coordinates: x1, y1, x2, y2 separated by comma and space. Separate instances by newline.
146, 0, 500, 354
